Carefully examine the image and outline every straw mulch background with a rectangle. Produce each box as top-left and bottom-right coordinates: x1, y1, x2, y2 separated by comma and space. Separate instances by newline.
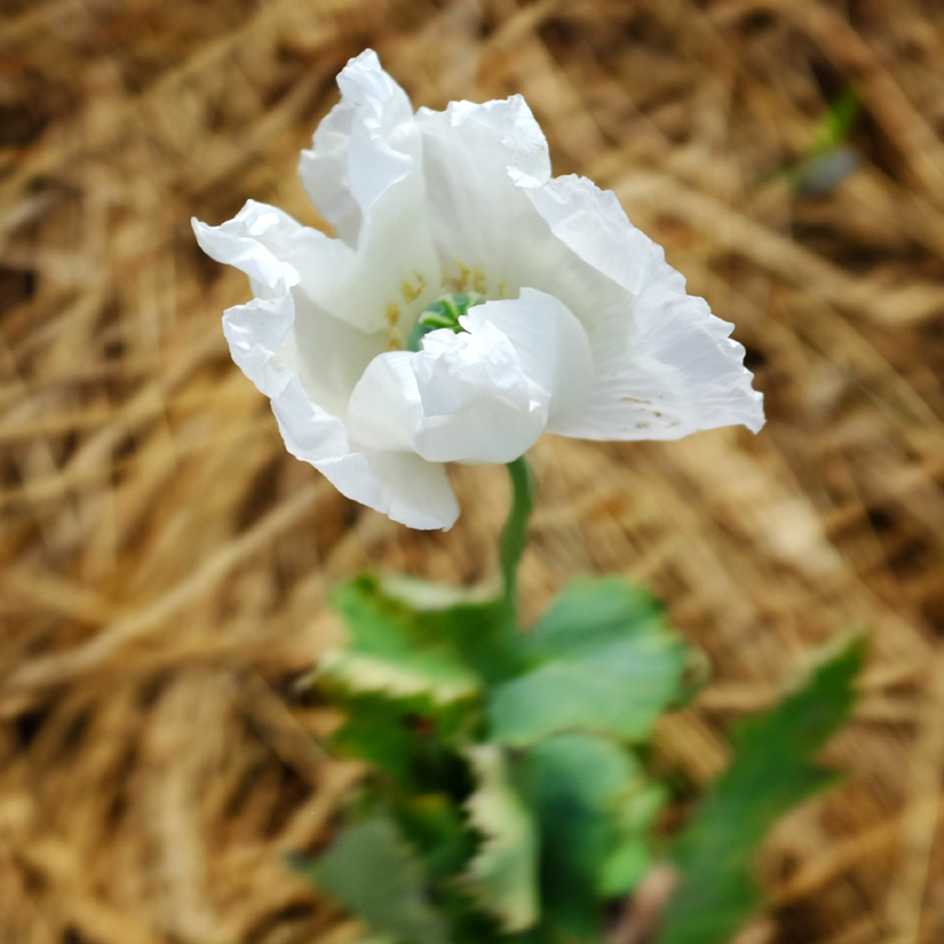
2, 1, 943, 942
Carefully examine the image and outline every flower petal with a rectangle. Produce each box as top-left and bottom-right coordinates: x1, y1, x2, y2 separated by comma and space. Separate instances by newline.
272, 377, 458, 530
363, 452, 460, 531
197, 202, 455, 528
192, 202, 313, 296
415, 95, 551, 292
519, 174, 765, 439
221, 293, 295, 399
194, 204, 388, 411
290, 302, 386, 418
460, 288, 594, 433
347, 316, 549, 464
299, 49, 415, 244
191, 201, 356, 317
298, 50, 441, 335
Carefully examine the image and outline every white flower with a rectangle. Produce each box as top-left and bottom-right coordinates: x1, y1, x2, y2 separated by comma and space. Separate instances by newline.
193, 50, 763, 531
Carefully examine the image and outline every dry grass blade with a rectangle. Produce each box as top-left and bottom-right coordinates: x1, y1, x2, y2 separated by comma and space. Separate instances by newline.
2, 1, 943, 942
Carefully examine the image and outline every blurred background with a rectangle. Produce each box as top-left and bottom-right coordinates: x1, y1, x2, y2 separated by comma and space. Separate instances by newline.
2, 1, 943, 942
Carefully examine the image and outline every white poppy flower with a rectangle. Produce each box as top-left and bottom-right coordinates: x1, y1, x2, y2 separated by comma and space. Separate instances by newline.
193, 50, 763, 531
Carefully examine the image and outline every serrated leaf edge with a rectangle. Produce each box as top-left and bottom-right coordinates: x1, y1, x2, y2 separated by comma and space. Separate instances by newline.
320, 650, 480, 705
459, 745, 540, 933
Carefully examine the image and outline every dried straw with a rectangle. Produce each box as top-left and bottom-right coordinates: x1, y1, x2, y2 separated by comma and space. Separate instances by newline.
2, 1, 943, 941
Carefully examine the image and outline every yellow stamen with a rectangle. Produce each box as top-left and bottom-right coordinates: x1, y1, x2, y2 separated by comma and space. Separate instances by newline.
401, 271, 427, 303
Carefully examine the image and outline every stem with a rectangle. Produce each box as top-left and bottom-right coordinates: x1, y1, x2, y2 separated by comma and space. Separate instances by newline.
499, 456, 535, 614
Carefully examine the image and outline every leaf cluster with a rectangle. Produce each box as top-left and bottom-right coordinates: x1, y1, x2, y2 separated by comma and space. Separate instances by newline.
292, 574, 861, 944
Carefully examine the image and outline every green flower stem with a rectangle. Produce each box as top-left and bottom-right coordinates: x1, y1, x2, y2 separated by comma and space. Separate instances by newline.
499, 456, 535, 615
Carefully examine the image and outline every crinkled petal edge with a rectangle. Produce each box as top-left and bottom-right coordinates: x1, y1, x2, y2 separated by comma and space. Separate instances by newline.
191, 214, 459, 531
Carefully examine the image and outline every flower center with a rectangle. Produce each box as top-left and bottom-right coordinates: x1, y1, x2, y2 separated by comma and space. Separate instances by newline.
406, 292, 486, 352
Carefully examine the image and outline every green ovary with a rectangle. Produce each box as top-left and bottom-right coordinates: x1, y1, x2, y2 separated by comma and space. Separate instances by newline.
407, 292, 486, 352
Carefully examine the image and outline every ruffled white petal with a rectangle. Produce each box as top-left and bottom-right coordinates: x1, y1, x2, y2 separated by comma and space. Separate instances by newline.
362, 453, 460, 530
516, 173, 765, 439
192, 201, 356, 320
192, 201, 457, 530
411, 319, 547, 462
341, 352, 419, 455
516, 172, 656, 296
192, 204, 384, 411
193, 202, 313, 296
461, 289, 594, 434
415, 95, 551, 292
272, 378, 459, 530
299, 49, 415, 244
347, 315, 547, 464
298, 50, 441, 335
290, 296, 386, 417
221, 293, 295, 399
593, 254, 765, 438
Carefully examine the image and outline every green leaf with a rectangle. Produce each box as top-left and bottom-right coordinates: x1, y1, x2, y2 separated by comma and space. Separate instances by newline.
460, 745, 540, 933
396, 790, 477, 882
515, 733, 664, 938
305, 817, 450, 944
379, 575, 525, 684
488, 578, 689, 746
379, 574, 497, 611
323, 576, 485, 706
330, 691, 475, 791
324, 574, 529, 707
657, 637, 865, 944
